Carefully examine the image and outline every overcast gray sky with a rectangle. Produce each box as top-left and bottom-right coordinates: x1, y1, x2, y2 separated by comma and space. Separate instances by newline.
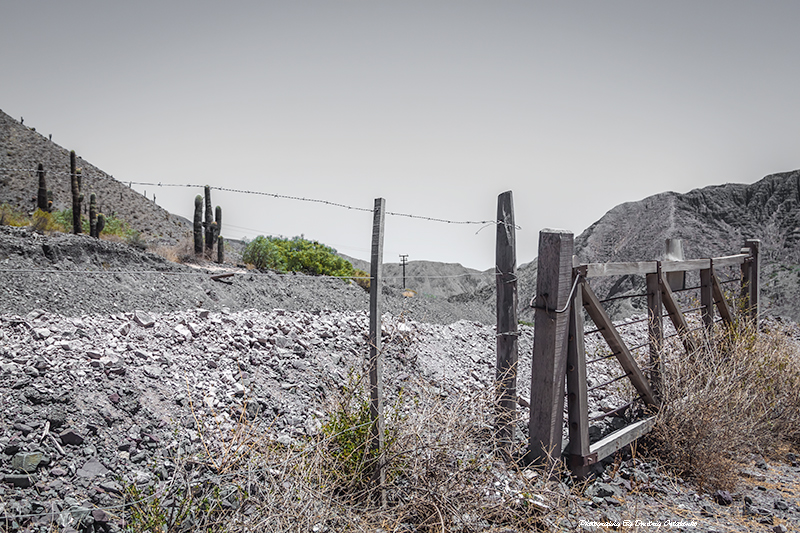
2, 1, 798, 269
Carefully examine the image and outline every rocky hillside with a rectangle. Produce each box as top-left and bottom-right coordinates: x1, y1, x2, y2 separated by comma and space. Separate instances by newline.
573, 172, 800, 321
0, 110, 190, 242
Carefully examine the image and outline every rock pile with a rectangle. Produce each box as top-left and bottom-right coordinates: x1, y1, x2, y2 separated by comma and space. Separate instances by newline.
0, 303, 652, 531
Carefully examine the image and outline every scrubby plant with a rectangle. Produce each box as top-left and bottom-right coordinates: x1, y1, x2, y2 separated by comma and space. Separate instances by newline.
647, 321, 800, 491
352, 268, 370, 291
242, 235, 287, 271
52, 208, 132, 239
242, 235, 355, 279
0, 204, 29, 226
30, 209, 58, 233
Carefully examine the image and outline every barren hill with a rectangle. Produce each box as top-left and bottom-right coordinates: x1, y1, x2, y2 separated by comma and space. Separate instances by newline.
0, 109, 190, 242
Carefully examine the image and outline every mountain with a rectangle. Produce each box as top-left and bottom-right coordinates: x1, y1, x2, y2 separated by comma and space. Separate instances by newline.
572, 172, 800, 321
0, 109, 190, 241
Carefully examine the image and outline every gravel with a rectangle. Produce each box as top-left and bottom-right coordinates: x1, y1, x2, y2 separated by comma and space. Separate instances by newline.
2, 225, 800, 532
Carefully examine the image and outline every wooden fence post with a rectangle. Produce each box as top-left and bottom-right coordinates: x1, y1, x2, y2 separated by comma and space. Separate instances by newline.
700, 266, 714, 335
528, 229, 573, 465
566, 267, 592, 476
665, 238, 685, 291
742, 239, 760, 323
495, 191, 518, 457
368, 198, 386, 500
646, 263, 664, 399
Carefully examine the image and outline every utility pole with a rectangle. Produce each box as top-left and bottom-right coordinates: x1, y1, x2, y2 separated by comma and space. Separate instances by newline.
399, 254, 408, 289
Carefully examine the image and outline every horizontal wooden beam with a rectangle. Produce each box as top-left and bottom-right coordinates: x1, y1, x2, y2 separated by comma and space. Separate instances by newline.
661, 258, 710, 273
712, 253, 748, 268
581, 253, 749, 278
589, 416, 657, 463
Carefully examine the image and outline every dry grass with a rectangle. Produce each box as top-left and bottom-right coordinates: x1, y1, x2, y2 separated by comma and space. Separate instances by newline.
647, 321, 800, 491
115, 376, 584, 533
151, 236, 196, 264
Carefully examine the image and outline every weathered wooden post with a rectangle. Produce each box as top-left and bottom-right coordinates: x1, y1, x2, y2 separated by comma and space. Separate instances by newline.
528, 229, 573, 465
495, 191, 518, 457
741, 239, 760, 323
646, 263, 664, 398
566, 263, 591, 476
665, 239, 685, 291
368, 198, 386, 501
700, 266, 714, 334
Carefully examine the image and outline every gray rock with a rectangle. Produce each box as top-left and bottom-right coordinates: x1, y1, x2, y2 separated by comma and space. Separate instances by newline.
4, 474, 36, 488
76, 458, 109, 478
133, 310, 155, 328
11, 451, 42, 473
60, 429, 85, 446
586, 482, 622, 499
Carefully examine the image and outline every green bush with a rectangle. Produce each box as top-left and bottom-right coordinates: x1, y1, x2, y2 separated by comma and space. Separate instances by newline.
243, 235, 355, 278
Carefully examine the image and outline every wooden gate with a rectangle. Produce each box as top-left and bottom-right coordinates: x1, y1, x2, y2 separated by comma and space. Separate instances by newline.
525, 230, 761, 475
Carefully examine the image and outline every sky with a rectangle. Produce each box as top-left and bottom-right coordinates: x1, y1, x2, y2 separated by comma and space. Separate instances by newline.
2, 1, 799, 270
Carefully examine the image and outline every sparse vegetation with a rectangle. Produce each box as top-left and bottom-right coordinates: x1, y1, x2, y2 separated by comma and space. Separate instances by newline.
242, 235, 367, 288
647, 321, 800, 491
0, 203, 138, 242
116, 376, 569, 533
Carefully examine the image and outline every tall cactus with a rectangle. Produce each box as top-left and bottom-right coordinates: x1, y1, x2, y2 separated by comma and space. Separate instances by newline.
36, 164, 48, 212
193, 195, 204, 255
96, 213, 105, 236
204, 185, 213, 254
217, 236, 224, 264
70, 151, 82, 234
89, 193, 98, 238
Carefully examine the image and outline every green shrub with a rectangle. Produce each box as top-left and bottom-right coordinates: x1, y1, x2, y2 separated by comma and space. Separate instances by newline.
242, 235, 355, 278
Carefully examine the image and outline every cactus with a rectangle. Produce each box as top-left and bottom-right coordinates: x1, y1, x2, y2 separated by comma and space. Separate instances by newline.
70, 151, 82, 234
96, 213, 105, 236
89, 193, 98, 238
193, 195, 204, 254
46, 190, 53, 212
36, 164, 48, 212
217, 236, 224, 264
204, 185, 213, 253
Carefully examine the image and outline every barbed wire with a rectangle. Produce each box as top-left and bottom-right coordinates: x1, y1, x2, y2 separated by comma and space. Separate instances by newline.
0, 168, 520, 229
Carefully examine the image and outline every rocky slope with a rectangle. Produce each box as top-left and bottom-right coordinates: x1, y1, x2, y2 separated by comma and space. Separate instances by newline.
573, 171, 800, 321
0, 110, 190, 242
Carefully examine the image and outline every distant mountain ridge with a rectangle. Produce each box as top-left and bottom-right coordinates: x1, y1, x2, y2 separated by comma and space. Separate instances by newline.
571, 172, 800, 321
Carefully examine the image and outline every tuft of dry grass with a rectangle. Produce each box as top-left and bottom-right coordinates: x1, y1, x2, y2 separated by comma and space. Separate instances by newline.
116, 375, 584, 533
647, 320, 800, 491
151, 236, 196, 264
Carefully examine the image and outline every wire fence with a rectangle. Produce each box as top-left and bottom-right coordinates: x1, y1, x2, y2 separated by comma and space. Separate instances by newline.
0, 167, 520, 229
